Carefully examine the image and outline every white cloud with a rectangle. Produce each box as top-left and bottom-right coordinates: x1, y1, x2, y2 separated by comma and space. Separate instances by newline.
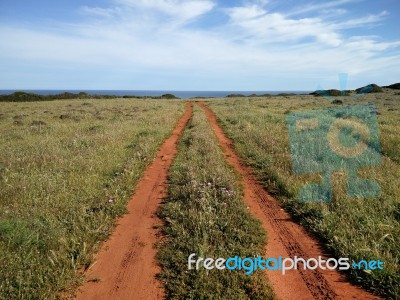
344, 37, 400, 53
225, 3, 391, 47
227, 5, 342, 46
80, 6, 119, 18
335, 11, 388, 28
228, 5, 266, 20
0, 0, 399, 89
287, 0, 360, 16
116, 0, 215, 24
319, 8, 348, 15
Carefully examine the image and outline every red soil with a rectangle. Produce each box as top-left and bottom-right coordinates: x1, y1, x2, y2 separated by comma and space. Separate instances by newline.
75, 103, 193, 300
75, 100, 381, 300
199, 102, 381, 300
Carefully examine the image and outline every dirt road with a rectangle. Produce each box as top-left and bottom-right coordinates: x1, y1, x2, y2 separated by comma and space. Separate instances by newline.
75, 101, 380, 300
75, 103, 192, 300
199, 102, 380, 300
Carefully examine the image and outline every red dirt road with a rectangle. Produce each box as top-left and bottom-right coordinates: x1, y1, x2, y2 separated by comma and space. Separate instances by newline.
75, 101, 380, 300
199, 102, 380, 300
75, 103, 192, 300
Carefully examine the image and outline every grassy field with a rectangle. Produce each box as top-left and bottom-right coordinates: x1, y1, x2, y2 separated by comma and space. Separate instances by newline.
0, 99, 184, 299
158, 105, 275, 299
1, 92, 398, 299
208, 89, 400, 298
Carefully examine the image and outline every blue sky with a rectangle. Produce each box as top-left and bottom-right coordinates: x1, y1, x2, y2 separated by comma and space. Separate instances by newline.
0, 0, 399, 90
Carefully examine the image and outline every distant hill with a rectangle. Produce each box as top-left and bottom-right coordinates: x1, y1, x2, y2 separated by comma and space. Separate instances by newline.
310, 89, 352, 97
0, 91, 180, 102
0, 91, 47, 102
355, 84, 383, 94
310, 83, 395, 96
384, 83, 400, 90
226, 94, 246, 98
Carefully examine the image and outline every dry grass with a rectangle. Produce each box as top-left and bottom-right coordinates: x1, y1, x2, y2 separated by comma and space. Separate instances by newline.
208, 89, 400, 298
0, 99, 184, 300
1, 91, 398, 299
158, 105, 275, 299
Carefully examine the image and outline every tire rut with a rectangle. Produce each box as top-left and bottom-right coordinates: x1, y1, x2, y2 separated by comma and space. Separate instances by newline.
198, 102, 380, 300
75, 103, 193, 300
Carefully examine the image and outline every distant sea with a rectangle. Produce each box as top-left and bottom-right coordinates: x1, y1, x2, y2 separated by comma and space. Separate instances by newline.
0, 90, 311, 98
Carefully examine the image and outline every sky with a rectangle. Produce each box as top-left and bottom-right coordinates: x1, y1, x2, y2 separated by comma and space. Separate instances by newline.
0, 0, 399, 91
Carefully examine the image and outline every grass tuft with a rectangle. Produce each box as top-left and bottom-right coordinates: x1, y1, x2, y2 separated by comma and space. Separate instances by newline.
209, 91, 400, 298
0, 99, 184, 300
158, 105, 275, 299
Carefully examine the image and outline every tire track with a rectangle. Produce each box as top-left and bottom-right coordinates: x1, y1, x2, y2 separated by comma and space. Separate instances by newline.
75, 103, 193, 300
199, 102, 380, 300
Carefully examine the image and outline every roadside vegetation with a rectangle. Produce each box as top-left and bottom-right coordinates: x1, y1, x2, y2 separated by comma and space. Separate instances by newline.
1, 89, 398, 299
0, 92, 180, 102
208, 89, 400, 298
0, 99, 184, 299
158, 105, 275, 299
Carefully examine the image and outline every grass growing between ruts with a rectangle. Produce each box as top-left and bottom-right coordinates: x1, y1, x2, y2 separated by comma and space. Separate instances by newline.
0, 99, 184, 300
158, 105, 275, 299
208, 90, 400, 298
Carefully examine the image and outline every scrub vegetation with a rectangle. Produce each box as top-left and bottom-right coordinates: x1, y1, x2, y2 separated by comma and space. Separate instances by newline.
208, 89, 400, 298
158, 105, 274, 299
1, 88, 399, 299
0, 99, 184, 299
